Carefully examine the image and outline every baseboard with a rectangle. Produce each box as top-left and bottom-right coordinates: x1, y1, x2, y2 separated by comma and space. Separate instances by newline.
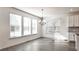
0, 37, 41, 50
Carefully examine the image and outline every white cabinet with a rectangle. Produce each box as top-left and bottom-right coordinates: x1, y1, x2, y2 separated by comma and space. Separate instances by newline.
68, 16, 74, 27
75, 35, 79, 50
68, 15, 79, 27
69, 32, 75, 41
75, 15, 79, 26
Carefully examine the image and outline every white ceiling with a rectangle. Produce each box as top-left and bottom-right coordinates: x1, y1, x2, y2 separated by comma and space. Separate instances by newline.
16, 7, 79, 18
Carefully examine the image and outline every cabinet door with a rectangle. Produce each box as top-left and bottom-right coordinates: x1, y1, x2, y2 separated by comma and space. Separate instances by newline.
76, 36, 79, 50
77, 15, 79, 26
74, 15, 78, 26
73, 15, 79, 26
69, 32, 75, 41
69, 16, 74, 27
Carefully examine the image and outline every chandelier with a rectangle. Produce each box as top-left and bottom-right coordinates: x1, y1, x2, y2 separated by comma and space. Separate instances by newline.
39, 9, 46, 25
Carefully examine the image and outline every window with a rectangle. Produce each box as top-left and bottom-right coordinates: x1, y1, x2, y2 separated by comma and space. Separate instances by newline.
10, 14, 22, 38
10, 13, 38, 38
32, 19, 37, 34
23, 17, 31, 35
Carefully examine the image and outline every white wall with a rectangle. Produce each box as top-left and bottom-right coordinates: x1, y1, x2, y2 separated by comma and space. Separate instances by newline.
42, 17, 55, 38
59, 17, 69, 40
0, 7, 42, 49
43, 16, 69, 41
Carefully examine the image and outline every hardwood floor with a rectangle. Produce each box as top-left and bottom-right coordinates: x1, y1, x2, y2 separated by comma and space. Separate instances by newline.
1, 37, 76, 51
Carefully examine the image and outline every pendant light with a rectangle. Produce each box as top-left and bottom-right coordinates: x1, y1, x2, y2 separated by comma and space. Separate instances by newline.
39, 9, 46, 25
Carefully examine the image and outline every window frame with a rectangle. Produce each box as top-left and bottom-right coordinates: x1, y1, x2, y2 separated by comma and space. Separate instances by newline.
10, 13, 38, 39
23, 16, 32, 36
10, 13, 22, 38
31, 19, 38, 34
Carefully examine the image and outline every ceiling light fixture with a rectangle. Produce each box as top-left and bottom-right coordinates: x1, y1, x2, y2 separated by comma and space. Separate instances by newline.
39, 9, 46, 25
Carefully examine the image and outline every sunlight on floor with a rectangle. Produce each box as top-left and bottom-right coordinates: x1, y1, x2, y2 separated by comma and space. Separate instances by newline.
54, 33, 67, 40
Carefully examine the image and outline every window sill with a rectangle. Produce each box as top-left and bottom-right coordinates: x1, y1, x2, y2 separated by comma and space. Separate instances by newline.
9, 34, 38, 39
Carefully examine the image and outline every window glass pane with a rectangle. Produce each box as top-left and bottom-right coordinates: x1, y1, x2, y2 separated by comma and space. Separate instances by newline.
32, 19, 37, 34
10, 14, 22, 38
23, 17, 31, 35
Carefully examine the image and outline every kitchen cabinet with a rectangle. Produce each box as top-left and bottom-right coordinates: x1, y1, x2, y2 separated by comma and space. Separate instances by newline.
75, 34, 79, 50
75, 15, 79, 26
69, 32, 75, 42
68, 15, 79, 27
68, 16, 74, 27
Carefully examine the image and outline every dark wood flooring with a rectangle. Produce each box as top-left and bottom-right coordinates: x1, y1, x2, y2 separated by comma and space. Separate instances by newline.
1, 37, 76, 51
